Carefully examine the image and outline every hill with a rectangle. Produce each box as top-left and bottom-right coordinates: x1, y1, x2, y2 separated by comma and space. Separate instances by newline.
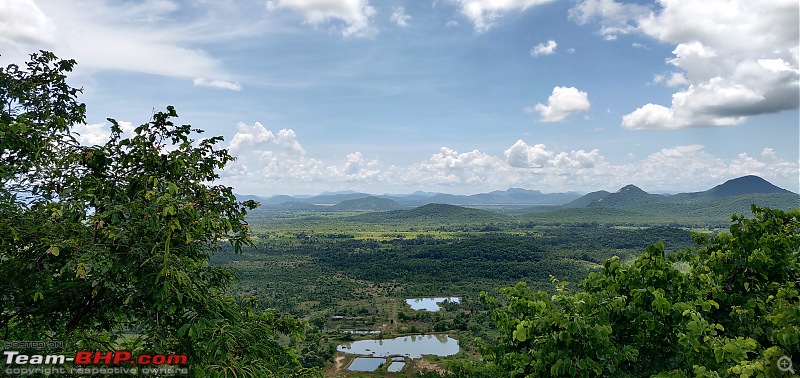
561, 190, 610, 208
346, 203, 510, 226
332, 196, 401, 211
255, 188, 582, 208
517, 176, 798, 226
673, 175, 794, 201
586, 184, 667, 208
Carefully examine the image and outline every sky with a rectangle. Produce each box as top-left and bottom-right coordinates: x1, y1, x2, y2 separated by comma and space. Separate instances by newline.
1, 0, 799, 196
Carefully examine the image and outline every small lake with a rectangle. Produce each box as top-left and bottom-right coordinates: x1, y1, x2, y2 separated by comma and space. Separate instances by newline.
406, 297, 460, 311
337, 334, 459, 358
347, 357, 384, 372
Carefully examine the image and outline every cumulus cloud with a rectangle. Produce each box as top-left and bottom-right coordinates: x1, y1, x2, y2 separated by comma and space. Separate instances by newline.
531, 40, 557, 56
526, 86, 591, 122
228, 122, 276, 154
327, 152, 381, 180
390, 6, 410, 27
220, 124, 798, 194
267, 0, 376, 37
570, 0, 800, 130
504, 140, 603, 169
406, 147, 510, 186
227, 122, 325, 181
71, 123, 110, 146
225, 122, 385, 185
614, 144, 798, 190
70, 121, 135, 146
450, 0, 555, 32
505, 140, 552, 168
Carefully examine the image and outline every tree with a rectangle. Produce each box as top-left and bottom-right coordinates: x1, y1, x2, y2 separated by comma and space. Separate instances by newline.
478, 206, 799, 377
0, 51, 320, 377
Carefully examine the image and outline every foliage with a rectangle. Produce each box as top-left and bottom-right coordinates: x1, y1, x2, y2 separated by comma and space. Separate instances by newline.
0, 51, 319, 377
478, 206, 799, 377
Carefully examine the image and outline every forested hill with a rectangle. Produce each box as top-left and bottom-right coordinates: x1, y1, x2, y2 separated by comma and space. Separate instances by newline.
672, 174, 794, 200
240, 175, 796, 211
518, 192, 799, 227
332, 196, 401, 211
345, 203, 510, 225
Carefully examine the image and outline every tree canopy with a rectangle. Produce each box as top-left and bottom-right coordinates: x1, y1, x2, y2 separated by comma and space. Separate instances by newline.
0, 51, 319, 377
478, 206, 799, 377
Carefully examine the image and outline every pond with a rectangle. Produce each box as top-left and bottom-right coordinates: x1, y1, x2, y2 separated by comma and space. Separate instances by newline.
337, 334, 459, 358
347, 357, 385, 372
405, 297, 460, 311
387, 361, 405, 372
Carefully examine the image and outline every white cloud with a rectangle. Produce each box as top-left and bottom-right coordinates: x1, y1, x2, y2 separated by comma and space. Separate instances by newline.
505, 140, 552, 168
390, 6, 410, 27
526, 86, 591, 122
266, 0, 376, 37
504, 140, 603, 169
193, 77, 242, 91
228, 122, 275, 154
71, 123, 110, 145
274, 128, 306, 155
70, 120, 136, 146
226, 122, 385, 184
450, 0, 555, 32
651, 72, 688, 87
531, 40, 557, 56
0, 0, 243, 87
328, 152, 381, 180
568, 0, 650, 40
220, 124, 798, 194
570, 0, 800, 130
614, 144, 798, 191
406, 147, 510, 186
0, 0, 55, 48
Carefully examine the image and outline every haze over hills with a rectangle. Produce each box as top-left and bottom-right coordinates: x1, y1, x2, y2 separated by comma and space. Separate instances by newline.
250, 187, 583, 208
240, 175, 799, 227
239, 175, 797, 210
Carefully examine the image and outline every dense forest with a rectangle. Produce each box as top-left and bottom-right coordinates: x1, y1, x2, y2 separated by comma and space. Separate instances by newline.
2, 53, 798, 378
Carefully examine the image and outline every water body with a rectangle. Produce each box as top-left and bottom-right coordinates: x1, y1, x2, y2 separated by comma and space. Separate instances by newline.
337, 334, 459, 358
387, 361, 405, 372
405, 297, 460, 311
347, 357, 384, 372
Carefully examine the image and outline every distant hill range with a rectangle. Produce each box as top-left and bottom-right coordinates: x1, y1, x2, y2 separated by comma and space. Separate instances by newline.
560, 175, 794, 209
515, 175, 798, 226
237, 175, 798, 225
246, 187, 582, 209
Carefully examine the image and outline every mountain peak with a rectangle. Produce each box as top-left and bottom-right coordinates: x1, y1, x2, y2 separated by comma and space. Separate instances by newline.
706, 175, 791, 198
617, 184, 647, 194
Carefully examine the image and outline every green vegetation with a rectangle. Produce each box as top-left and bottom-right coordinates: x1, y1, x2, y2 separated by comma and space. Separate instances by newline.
0, 52, 318, 377
475, 206, 799, 377
3, 52, 797, 378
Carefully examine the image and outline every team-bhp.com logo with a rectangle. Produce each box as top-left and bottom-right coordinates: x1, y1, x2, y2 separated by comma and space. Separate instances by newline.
4, 350, 189, 375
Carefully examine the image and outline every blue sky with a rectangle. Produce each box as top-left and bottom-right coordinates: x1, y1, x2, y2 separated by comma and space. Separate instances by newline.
2, 0, 798, 195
